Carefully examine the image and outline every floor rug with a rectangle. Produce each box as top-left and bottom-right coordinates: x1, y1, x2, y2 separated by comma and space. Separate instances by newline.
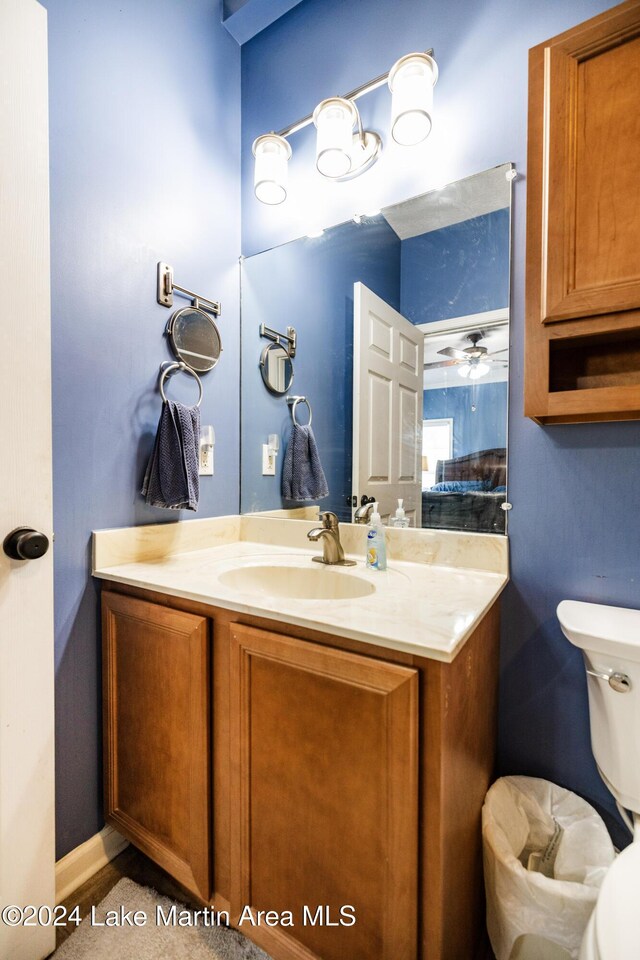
53, 877, 272, 959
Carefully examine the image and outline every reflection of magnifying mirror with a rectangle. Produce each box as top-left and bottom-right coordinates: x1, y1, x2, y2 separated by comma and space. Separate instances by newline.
260, 342, 294, 394
166, 306, 222, 372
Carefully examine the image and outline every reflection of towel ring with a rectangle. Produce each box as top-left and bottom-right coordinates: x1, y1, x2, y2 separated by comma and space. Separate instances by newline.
287, 395, 312, 426
159, 361, 203, 407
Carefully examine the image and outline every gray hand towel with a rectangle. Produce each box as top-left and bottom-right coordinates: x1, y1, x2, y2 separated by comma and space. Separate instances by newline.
142, 400, 200, 510
281, 423, 329, 501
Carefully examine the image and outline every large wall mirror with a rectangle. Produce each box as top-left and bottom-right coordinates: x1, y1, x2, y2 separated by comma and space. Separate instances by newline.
240, 164, 512, 534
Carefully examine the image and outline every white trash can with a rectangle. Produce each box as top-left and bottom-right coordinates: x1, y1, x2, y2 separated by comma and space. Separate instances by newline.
482, 776, 616, 960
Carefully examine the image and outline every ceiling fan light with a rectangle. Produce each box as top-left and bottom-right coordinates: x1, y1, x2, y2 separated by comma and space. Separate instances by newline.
457, 363, 471, 379
468, 362, 490, 380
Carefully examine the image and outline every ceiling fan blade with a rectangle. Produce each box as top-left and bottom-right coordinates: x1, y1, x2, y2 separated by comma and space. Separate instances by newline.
424, 359, 461, 370
487, 348, 509, 357
437, 346, 468, 360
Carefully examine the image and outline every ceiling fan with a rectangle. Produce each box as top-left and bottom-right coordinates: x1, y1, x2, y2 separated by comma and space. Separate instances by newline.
424, 330, 508, 380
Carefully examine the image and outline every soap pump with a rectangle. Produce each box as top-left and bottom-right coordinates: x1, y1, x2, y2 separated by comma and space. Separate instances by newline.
366, 502, 387, 571
392, 499, 409, 528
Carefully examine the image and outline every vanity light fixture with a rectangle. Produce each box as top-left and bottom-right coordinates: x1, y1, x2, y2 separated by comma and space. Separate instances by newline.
253, 133, 292, 205
388, 52, 438, 145
252, 49, 437, 204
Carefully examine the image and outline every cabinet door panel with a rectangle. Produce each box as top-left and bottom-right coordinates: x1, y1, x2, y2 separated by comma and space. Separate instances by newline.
542, 10, 640, 324
103, 591, 210, 899
230, 624, 418, 960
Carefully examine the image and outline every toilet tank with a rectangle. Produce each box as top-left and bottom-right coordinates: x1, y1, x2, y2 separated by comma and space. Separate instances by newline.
558, 600, 640, 815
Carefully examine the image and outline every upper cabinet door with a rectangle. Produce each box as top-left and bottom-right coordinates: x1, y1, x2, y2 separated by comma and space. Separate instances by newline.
525, 0, 640, 423
535, 3, 640, 325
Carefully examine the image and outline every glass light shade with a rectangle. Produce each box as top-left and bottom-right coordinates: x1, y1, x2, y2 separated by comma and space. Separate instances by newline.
457, 363, 471, 379
388, 53, 438, 146
468, 362, 490, 380
313, 97, 357, 178
252, 134, 292, 205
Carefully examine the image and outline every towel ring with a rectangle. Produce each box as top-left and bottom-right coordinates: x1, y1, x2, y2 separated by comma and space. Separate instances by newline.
159, 361, 203, 407
287, 395, 312, 427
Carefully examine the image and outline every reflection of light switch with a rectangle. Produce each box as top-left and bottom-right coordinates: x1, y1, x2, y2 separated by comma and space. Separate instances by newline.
262, 434, 279, 476
262, 444, 276, 476
199, 426, 215, 476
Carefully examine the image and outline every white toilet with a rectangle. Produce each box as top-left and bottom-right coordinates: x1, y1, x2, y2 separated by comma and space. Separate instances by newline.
558, 599, 640, 960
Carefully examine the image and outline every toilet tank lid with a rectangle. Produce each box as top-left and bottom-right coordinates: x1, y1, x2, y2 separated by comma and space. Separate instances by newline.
558, 600, 640, 654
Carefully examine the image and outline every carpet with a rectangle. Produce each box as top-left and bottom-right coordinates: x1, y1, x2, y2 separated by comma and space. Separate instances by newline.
53, 878, 273, 960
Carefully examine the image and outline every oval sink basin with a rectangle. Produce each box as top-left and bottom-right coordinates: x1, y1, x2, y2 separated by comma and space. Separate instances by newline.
218, 564, 375, 600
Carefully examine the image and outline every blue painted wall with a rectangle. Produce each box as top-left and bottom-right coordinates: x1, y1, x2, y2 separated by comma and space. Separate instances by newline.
401, 209, 510, 324
43, 0, 241, 857
425, 382, 508, 460
406, 210, 510, 469
241, 0, 640, 843
241, 218, 400, 519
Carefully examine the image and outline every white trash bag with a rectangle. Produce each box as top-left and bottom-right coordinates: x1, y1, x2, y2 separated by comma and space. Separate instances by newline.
482, 776, 616, 960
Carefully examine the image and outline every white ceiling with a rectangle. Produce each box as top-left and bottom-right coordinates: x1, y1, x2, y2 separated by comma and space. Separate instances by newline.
422, 317, 509, 390
383, 164, 512, 240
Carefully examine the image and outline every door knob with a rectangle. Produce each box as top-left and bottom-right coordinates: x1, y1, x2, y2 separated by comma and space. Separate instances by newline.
3, 527, 50, 561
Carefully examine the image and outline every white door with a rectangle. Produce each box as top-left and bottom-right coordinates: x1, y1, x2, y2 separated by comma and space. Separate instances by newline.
0, 2, 56, 958
352, 283, 424, 526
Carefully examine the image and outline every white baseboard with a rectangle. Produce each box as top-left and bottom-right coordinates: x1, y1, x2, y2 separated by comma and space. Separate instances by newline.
55, 824, 129, 904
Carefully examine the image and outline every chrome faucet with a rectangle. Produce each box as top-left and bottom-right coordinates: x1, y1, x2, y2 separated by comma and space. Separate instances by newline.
307, 512, 356, 566
353, 501, 375, 524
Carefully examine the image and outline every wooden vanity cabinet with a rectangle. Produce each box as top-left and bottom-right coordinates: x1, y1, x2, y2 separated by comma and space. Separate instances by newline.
525, 0, 640, 423
102, 585, 500, 960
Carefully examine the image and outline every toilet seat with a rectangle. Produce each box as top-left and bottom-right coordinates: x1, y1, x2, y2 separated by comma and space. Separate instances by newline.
582, 842, 640, 960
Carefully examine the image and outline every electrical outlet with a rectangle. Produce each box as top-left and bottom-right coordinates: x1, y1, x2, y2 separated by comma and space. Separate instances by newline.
262, 443, 276, 476
199, 443, 214, 476
199, 426, 214, 476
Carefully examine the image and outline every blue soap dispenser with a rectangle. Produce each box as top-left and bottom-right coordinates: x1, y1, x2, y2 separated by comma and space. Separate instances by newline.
366, 502, 387, 571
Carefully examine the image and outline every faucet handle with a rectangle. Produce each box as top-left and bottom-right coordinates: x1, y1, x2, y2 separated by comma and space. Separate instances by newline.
320, 511, 339, 530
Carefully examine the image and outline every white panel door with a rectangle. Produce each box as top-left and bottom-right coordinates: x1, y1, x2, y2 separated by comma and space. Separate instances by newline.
353, 283, 423, 526
0, 1, 55, 958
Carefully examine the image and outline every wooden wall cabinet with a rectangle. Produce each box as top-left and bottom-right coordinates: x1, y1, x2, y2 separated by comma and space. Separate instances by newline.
102, 586, 500, 960
525, 0, 640, 423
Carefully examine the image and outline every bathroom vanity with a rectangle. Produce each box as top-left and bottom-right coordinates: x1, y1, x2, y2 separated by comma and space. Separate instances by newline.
94, 515, 507, 960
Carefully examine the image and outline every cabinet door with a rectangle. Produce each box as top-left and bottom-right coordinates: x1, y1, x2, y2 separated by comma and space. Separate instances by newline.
525, 1, 640, 422
532, 3, 640, 326
230, 624, 418, 960
103, 591, 210, 899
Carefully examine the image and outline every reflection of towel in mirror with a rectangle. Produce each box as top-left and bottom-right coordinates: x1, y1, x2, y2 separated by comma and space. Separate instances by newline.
282, 423, 329, 501
142, 400, 200, 510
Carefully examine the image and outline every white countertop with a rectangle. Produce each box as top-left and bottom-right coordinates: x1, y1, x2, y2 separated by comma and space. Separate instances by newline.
93, 515, 508, 662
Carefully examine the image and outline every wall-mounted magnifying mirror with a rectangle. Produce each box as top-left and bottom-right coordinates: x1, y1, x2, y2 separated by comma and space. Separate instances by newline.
260, 341, 294, 394
167, 306, 222, 372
